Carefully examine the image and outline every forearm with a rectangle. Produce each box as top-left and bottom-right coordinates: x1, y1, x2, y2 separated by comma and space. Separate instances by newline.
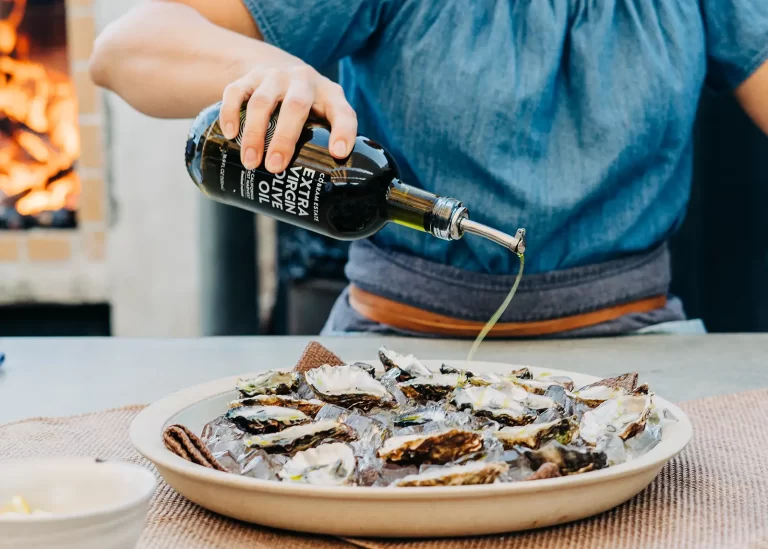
89, 2, 303, 119
735, 56, 768, 136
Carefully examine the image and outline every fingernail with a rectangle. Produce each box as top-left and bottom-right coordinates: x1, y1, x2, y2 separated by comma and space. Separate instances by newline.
225, 122, 235, 138
244, 148, 257, 168
267, 153, 283, 172
333, 140, 347, 157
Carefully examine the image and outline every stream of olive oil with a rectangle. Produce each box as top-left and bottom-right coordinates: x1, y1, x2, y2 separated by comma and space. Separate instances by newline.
466, 253, 524, 361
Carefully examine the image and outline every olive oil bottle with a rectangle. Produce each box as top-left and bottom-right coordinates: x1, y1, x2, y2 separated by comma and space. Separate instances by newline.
185, 102, 526, 253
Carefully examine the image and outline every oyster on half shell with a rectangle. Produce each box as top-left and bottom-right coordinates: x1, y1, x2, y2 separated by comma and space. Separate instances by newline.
278, 443, 356, 485
236, 370, 300, 397
305, 364, 395, 411
376, 429, 483, 465
225, 405, 310, 434
393, 461, 509, 487
569, 372, 646, 407
579, 394, 653, 445
465, 367, 532, 387
524, 440, 607, 475
393, 407, 447, 427
452, 386, 537, 426
378, 347, 432, 381
228, 395, 325, 417
494, 418, 578, 449
509, 375, 575, 395
244, 420, 357, 455
398, 373, 463, 402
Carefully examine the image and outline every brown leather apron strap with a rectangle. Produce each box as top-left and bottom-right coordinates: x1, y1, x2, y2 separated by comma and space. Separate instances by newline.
348, 284, 667, 337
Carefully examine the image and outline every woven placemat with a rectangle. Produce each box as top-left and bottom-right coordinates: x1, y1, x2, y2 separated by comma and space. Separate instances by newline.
2, 390, 768, 549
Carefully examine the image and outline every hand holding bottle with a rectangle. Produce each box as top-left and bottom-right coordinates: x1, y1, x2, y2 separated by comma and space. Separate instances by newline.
218, 65, 358, 173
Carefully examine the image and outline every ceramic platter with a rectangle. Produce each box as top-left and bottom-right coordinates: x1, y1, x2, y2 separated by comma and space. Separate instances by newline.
130, 360, 692, 538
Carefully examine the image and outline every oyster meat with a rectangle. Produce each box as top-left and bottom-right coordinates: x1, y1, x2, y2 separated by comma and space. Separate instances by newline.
524, 440, 607, 475
378, 347, 432, 381
229, 395, 325, 417
398, 373, 462, 402
580, 394, 653, 445
509, 374, 574, 395
244, 420, 357, 455
376, 429, 482, 465
463, 367, 532, 386
394, 407, 447, 427
225, 405, 310, 434
452, 386, 537, 426
393, 461, 509, 487
236, 370, 299, 397
305, 364, 395, 411
494, 418, 577, 449
568, 385, 626, 408
278, 443, 356, 485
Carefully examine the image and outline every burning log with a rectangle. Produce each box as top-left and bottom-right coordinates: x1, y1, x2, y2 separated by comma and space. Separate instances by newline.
0, 0, 80, 228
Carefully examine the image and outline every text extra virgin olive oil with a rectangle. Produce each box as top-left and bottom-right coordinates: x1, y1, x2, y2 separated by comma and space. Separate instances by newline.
185, 102, 526, 253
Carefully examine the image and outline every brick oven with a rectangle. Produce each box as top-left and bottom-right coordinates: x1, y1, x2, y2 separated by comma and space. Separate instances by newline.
0, 0, 107, 315
0, 0, 280, 337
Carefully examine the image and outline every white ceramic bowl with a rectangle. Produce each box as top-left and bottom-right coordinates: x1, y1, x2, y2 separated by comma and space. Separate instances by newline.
0, 457, 156, 549
131, 360, 693, 538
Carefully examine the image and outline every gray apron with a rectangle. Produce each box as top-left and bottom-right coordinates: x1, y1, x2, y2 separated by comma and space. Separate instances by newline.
321, 239, 706, 338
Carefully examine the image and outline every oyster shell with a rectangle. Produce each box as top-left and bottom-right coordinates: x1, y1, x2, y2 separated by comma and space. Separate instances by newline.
244, 420, 357, 455
225, 405, 310, 434
376, 429, 483, 465
278, 443, 356, 485
305, 364, 395, 411
378, 347, 432, 381
393, 461, 509, 487
228, 395, 325, 417
398, 373, 462, 402
524, 440, 607, 475
569, 373, 648, 407
236, 370, 299, 397
494, 418, 578, 449
350, 362, 377, 378
580, 394, 653, 445
452, 386, 536, 426
439, 364, 470, 378
580, 372, 639, 393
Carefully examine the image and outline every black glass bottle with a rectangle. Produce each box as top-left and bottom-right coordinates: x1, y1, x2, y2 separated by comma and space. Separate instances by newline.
185, 102, 525, 253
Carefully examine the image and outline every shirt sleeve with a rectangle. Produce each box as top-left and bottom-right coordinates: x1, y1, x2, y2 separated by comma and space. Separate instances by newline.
241, 0, 399, 69
700, 0, 768, 91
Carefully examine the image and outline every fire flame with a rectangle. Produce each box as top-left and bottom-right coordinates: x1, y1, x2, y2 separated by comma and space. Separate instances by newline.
0, 0, 81, 220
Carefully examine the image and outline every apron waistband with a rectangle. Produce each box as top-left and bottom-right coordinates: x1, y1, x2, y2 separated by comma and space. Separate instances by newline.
344, 239, 674, 329
348, 284, 667, 337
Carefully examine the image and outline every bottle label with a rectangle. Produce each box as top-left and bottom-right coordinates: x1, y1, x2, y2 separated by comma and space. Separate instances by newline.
229, 155, 324, 223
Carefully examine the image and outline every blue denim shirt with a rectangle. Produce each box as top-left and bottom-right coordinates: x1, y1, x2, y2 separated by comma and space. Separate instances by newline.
244, 0, 768, 275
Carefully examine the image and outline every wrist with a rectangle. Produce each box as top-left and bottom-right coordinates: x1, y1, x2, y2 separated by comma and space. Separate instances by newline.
232, 42, 308, 81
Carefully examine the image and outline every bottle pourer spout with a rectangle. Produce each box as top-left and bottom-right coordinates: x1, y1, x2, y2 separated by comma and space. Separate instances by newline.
458, 219, 526, 254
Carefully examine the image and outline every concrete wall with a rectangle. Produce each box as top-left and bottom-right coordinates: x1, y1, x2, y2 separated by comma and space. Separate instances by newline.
95, 0, 201, 336
94, 0, 277, 336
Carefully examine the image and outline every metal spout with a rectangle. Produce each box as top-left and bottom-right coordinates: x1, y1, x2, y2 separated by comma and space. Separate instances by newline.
458, 219, 526, 254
